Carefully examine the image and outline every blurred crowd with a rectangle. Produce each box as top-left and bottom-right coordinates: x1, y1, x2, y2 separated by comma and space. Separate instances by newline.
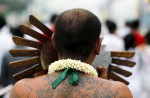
0, 4, 150, 98
101, 19, 150, 98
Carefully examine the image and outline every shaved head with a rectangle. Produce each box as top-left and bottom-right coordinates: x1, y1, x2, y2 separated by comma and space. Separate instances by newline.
54, 8, 101, 61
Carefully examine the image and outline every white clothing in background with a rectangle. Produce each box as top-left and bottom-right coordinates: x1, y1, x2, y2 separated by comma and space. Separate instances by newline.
102, 34, 125, 51
134, 45, 150, 98
125, 52, 142, 98
117, 26, 131, 38
102, 33, 142, 98
0, 26, 14, 75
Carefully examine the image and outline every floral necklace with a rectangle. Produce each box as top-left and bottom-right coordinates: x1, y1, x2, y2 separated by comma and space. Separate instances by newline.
48, 59, 98, 89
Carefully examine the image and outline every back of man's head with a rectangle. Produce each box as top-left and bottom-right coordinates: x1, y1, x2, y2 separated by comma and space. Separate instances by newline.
145, 30, 150, 45
131, 20, 140, 30
11, 26, 24, 38
105, 20, 117, 34
50, 14, 58, 23
54, 8, 101, 61
125, 21, 131, 28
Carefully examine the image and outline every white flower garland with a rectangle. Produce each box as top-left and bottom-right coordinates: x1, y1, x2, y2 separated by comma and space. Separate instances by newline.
48, 59, 98, 77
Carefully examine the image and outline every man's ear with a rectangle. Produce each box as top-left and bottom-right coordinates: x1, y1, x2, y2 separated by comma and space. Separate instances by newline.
51, 33, 56, 49
95, 38, 102, 55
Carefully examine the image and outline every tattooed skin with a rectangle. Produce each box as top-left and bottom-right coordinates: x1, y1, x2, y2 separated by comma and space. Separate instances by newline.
36, 73, 128, 98
10, 89, 20, 98
10, 72, 132, 98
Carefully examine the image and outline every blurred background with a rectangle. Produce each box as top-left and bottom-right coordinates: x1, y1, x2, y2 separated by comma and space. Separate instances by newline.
0, 0, 150, 98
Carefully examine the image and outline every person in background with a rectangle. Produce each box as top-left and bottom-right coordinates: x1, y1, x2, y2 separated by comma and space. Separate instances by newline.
124, 31, 135, 50
124, 30, 150, 98
102, 20, 125, 51
131, 20, 145, 46
10, 8, 132, 98
0, 27, 31, 98
133, 30, 150, 98
0, 16, 7, 94
124, 20, 145, 50
118, 21, 132, 38
0, 16, 14, 76
49, 14, 58, 32
42, 14, 58, 38
0, 16, 14, 96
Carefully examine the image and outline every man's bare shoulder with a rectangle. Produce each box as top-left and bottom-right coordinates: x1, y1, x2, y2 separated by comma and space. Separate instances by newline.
111, 81, 133, 98
9, 75, 47, 98
85, 76, 132, 98
95, 77, 133, 98
10, 78, 29, 98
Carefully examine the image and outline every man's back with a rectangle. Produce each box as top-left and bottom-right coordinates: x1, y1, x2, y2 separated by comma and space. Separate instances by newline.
10, 72, 132, 98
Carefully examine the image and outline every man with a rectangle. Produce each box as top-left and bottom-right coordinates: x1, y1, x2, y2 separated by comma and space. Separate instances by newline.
124, 20, 145, 50
1, 27, 26, 87
49, 14, 58, 32
1, 27, 32, 98
130, 20, 145, 46
10, 8, 132, 98
0, 16, 14, 98
102, 20, 125, 51
133, 30, 150, 98
0, 16, 14, 75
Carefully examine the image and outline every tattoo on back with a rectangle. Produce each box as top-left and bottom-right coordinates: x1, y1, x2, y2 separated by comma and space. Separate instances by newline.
10, 89, 20, 98
33, 74, 124, 98
16, 73, 127, 98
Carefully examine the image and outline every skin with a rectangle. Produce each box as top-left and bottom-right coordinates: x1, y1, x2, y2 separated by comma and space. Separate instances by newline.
10, 72, 132, 98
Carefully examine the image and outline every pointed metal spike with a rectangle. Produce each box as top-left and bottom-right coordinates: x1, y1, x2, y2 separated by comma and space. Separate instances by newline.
20, 25, 49, 43
29, 15, 53, 37
108, 64, 132, 77
12, 36, 43, 49
13, 64, 43, 80
10, 57, 40, 68
111, 58, 135, 67
108, 71, 129, 85
9, 49, 40, 57
111, 51, 135, 58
